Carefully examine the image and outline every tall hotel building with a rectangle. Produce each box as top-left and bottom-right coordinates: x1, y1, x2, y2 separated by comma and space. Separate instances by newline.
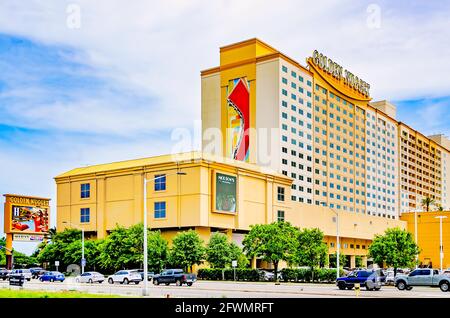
201, 38, 450, 219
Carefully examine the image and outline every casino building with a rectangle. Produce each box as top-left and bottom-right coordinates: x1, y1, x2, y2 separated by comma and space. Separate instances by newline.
56, 38, 450, 269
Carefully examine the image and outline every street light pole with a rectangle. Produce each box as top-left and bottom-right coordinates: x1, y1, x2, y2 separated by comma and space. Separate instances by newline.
62, 221, 84, 274
415, 209, 418, 268
81, 228, 85, 274
330, 208, 340, 280
435, 216, 447, 272
142, 171, 186, 296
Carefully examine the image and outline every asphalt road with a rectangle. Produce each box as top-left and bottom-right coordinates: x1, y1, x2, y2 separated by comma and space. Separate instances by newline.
1, 279, 450, 298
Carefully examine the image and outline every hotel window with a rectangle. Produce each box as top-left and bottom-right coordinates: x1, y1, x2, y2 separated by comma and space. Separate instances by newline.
80, 208, 90, 223
81, 183, 90, 199
282, 77, 288, 84
277, 187, 285, 202
154, 201, 166, 219
307, 80, 312, 87
282, 89, 288, 96
277, 210, 285, 222
282, 66, 288, 73
154, 174, 166, 191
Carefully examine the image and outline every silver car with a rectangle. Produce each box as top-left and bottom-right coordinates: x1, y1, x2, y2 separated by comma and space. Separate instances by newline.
75, 271, 105, 284
10, 269, 32, 281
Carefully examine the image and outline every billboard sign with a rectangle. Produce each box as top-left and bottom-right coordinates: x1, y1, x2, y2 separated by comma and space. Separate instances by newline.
213, 172, 237, 213
4, 194, 50, 235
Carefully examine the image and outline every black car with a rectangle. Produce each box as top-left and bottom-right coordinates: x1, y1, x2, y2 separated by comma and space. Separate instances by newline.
0, 268, 10, 281
133, 269, 154, 281
29, 267, 46, 279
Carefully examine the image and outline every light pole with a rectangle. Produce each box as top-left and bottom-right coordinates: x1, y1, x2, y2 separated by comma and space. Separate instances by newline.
330, 208, 340, 280
142, 170, 186, 296
435, 216, 447, 272
62, 221, 85, 274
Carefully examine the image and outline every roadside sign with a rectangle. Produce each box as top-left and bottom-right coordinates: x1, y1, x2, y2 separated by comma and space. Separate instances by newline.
232, 260, 237, 268
9, 274, 24, 287
81, 258, 86, 267
55, 261, 60, 266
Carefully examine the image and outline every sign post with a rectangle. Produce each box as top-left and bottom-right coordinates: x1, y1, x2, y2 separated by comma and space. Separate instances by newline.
55, 260, 60, 272
232, 260, 237, 281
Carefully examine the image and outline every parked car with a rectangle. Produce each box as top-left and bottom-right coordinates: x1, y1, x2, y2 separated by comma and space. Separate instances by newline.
9, 269, 32, 281
133, 269, 154, 281
0, 268, 10, 281
258, 269, 283, 282
336, 270, 382, 291
39, 271, 65, 282
75, 271, 105, 284
107, 270, 142, 285
384, 271, 395, 285
29, 267, 46, 279
395, 268, 450, 292
153, 269, 197, 286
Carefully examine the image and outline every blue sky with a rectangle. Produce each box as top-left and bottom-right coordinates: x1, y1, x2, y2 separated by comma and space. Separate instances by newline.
0, 1, 449, 255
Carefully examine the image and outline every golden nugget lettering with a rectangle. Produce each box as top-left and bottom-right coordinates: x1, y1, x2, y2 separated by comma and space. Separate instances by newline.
312, 50, 370, 97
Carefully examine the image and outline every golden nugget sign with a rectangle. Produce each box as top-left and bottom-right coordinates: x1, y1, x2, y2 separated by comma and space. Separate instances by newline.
312, 50, 371, 97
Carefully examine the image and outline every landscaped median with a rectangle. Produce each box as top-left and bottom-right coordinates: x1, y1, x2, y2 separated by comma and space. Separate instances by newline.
197, 268, 345, 283
0, 288, 121, 298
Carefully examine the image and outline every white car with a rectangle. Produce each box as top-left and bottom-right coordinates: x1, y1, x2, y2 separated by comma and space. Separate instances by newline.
384, 271, 395, 285
10, 269, 32, 281
107, 270, 142, 285
75, 271, 105, 284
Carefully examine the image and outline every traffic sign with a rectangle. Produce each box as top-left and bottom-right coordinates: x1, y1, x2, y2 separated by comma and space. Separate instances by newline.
81, 258, 86, 267
55, 261, 60, 266
232, 260, 237, 268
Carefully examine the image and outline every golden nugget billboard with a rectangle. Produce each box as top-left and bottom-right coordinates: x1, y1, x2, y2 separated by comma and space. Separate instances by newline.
3, 194, 50, 235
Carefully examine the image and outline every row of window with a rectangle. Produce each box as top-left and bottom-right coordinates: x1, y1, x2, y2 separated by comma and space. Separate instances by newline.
78, 175, 167, 200
281, 65, 312, 87
78, 201, 168, 224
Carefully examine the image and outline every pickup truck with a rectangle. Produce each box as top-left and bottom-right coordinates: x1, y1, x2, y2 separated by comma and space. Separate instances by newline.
395, 268, 450, 292
153, 269, 196, 287
336, 270, 382, 291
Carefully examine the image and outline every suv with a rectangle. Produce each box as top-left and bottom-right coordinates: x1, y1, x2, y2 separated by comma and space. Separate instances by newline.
29, 267, 46, 279
336, 270, 382, 291
133, 269, 154, 281
107, 270, 142, 285
10, 269, 32, 281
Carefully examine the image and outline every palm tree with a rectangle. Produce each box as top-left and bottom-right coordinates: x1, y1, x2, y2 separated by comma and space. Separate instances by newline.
437, 205, 444, 212
421, 197, 435, 212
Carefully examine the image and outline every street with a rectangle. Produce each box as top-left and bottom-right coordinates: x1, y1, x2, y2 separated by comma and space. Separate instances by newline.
1, 279, 450, 298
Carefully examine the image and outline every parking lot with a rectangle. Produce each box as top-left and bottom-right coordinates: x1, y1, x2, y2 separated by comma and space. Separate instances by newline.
1, 278, 450, 298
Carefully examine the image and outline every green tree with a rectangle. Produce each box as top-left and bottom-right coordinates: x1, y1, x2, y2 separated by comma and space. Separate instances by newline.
146, 231, 169, 272
206, 233, 232, 268
229, 242, 249, 268
421, 197, 435, 212
169, 230, 205, 272
368, 228, 419, 276
205, 233, 249, 270
295, 228, 328, 281
0, 237, 6, 266
328, 252, 347, 269
243, 222, 298, 281
99, 224, 144, 271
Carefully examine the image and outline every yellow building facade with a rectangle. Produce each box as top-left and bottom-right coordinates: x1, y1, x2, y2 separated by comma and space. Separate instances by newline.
401, 211, 450, 269
56, 151, 406, 268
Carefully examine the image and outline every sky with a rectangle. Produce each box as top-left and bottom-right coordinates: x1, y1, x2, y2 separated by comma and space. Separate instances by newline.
1, 1, 449, 255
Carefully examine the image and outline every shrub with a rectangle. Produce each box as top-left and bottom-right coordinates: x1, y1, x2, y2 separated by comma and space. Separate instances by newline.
197, 268, 261, 281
